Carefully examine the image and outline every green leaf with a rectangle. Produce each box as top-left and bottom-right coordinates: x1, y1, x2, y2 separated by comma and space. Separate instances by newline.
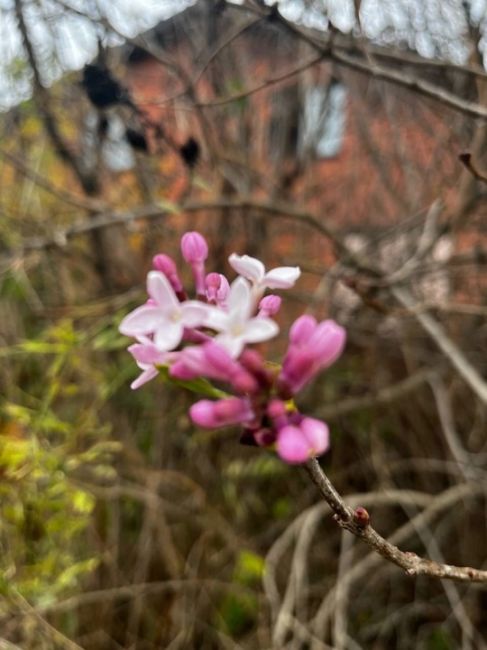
234, 550, 265, 585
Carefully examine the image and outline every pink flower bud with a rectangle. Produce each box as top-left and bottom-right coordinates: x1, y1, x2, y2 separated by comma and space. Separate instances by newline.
258, 294, 282, 318
289, 315, 317, 345
181, 231, 208, 263
276, 417, 329, 464
279, 318, 346, 395
190, 397, 254, 428
152, 253, 184, 295
205, 272, 230, 305
181, 232, 208, 295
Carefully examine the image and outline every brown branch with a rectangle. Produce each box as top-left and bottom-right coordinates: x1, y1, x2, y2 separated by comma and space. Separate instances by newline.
304, 458, 487, 583
13, 0, 97, 193
0, 198, 341, 262
317, 368, 436, 421
459, 152, 487, 184
0, 148, 105, 213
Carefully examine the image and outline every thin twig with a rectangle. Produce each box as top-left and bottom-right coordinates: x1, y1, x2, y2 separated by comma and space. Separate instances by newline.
304, 458, 487, 583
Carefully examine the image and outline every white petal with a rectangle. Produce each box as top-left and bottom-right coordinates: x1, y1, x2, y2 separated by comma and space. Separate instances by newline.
119, 305, 163, 336
215, 333, 245, 358
228, 277, 253, 320
201, 305, 229, 332
228, 254, 265, 284
263, 266, 301, 289
181, 301, 216, 328
243, 317, 279, 344
147, 271, 179, 310
154, 321, 183, 351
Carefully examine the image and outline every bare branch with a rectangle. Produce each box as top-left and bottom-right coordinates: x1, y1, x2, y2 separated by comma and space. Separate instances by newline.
304, 458, 487, 583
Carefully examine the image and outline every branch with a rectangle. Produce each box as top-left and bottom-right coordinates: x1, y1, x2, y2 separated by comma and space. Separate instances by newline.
304, 458, 487, 583
0, 148, 105, 212
459, 152, 487, 184
243, 2, 487, 121
13, 0, 96, 194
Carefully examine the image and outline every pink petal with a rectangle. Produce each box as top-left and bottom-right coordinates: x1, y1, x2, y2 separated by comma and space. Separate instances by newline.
154, 321, 183, 351
131, 367, 159, 390
264, 266, 301, 289
277, 425, 311, 464
311, 320, 347, 368
289, 315, 317, 345
301, 418, 330, 456
228, 254, 265, 284
147, 271, 179, 310
243, 317, 279, 344
128, 342, 165, 365
119, 305, 163, 337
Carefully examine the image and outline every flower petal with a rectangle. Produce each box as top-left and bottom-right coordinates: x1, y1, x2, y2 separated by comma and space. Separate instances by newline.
311, 320, 347, 368
131, 367, 159, 390
243, 317, 279, 344
228, 277, 253, 320
154, 320, 183, 351
228, 254, 265, 284
301, 418, 329, 456
128, 342, 166, 365
263, 266, 301, 289
201, 305, 230, 332
215, 333, 245, 358
147, 271, 179, 310
181, 300, 216, 328
119, 305, 162, 337
277, 425, 311, 464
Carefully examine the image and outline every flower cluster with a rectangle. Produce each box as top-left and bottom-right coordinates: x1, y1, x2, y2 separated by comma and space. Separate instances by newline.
119, 232, 346, 464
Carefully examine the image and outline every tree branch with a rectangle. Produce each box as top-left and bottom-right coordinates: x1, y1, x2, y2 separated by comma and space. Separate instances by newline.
304, 458, 487, 583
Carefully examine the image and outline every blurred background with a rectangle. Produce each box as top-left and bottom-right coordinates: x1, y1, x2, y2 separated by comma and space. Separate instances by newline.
1, 0, 487, 648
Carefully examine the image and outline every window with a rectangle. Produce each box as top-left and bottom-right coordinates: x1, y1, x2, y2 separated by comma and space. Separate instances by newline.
300, 81, 347, 159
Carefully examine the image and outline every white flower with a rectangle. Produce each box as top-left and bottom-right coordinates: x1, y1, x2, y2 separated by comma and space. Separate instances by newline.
228, 253, 301, 291
119, 271, 211, 352
205, 277, 279, 358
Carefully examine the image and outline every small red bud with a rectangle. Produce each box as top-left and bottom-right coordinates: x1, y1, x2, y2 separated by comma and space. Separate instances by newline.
354, 507, 370, 528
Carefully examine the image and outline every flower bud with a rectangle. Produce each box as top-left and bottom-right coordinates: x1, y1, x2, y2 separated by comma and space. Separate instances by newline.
181, 231, 208, 263
181, 232, 208, 295
354, 507, 370, 528
152, 253, 184, 295
258, 294, 282, 318
205, 272, 230, 305
289, 315, 317, 345
189, 397, 254, 428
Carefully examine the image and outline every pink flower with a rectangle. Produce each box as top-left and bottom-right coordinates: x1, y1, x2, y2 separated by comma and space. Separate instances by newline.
277, 417, 329, 464
278, 316, 346, 395
128, 339, 175, 390
119, 271, 212, 352
190, 397, 255, 428
170, 342, 258, 393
